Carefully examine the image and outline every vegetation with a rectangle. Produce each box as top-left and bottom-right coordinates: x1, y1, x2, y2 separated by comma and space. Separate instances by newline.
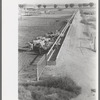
43, 5, 46, 8
69, 4, 74, 8
80, 10, 95, 15
78, 4, 82, 8
80, 19, 89, 25
89, 2, 94, 7
35, 77, 81, 94
37, 4, 42, 9
54, 4, 57, 8
58, 8, 63, 11
65, 4, 68, 8
19, 76, 81, 100
82, 3, 89, 7
80, 14, 96, 28
19, 4, 25, 8
87, 17, 96, 22
19, 85, 32, 100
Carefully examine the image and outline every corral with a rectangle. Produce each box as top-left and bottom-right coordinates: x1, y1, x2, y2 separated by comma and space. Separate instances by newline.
18, 9, 76, 81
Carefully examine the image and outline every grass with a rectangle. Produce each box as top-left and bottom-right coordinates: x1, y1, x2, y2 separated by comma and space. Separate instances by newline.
19, 76, 81, 100
80, 9, 96, 31
18, 85, 32, 100
80, 18, 96, 28
35, 76, 81, 94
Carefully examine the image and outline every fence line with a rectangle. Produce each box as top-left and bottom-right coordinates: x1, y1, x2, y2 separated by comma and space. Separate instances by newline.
36, 54, 47, 81
47, 10, 77, 61
36, 10, 78, 81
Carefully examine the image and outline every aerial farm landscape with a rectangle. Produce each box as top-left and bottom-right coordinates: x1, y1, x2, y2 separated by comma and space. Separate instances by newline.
18, 3, 97, 100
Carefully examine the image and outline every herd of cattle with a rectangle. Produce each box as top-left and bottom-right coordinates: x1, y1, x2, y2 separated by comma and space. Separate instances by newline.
27, 30, 60, 54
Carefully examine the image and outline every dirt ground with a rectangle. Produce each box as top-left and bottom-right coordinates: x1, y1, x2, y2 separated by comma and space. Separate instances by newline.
42, 9, 97, 100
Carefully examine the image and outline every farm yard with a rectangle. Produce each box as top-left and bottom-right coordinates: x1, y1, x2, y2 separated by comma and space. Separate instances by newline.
18, 4, 97, 100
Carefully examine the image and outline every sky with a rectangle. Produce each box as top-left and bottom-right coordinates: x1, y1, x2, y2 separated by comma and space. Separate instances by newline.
18, 0, 97, 4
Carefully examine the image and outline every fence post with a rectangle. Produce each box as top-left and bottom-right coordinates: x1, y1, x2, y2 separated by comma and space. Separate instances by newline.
37, 67, 39, 81
94, 37, 96, 52
45, 53, 47, 65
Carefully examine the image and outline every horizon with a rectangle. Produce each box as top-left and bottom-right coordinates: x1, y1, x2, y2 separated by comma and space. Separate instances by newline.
18, 0, 97, 4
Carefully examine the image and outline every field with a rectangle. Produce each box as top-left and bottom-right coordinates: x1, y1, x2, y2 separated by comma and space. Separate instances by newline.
19, 76, 81, 100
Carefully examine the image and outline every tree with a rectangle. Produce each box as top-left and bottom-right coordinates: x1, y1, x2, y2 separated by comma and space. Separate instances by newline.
37, 4, 42, 9
89, 2, 94, 7
65, 4, 68, 8
19, 4, 24, 8
78, 4, 82, 7
69, 4, 74, 8
43, 5, 46, 8
83, 3, 89, 7
54, 4, 57, 8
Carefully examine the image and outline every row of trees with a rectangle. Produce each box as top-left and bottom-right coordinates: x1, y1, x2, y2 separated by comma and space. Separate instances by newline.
19, 2, 94, 9
37, 2, 94, 9
37, 4, 74, 9
78, 2, 94, 8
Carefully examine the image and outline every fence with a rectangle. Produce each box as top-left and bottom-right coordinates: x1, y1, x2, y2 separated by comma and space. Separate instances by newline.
36, 54, 47, 81
46, 10, 77, 62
